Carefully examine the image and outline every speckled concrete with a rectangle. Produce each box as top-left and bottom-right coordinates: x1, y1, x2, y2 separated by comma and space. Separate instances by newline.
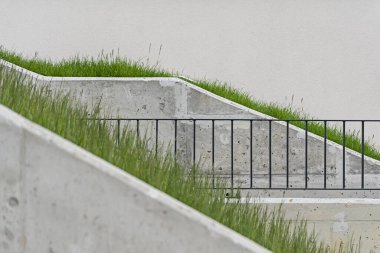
1, 60, 379, 252
0, 105, 270, 253
1, 60, 379, 193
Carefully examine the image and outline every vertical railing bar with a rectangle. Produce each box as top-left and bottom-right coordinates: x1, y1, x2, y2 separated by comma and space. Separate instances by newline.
136, 119, 140, 138
324, 120, 327, 189
269, 120, 272, 189
155, 120, 158, 156
305, 120, 308, 189
117, 119, 120, 145
361, 121, 365, 189
342, 120, 346, 189
250, 120, 253, 188
286, 120, 289, 189
193, 120, 196, 165
212, 120, 215, 188
174, 119, 177, 161
231, 120, 234, 190
193, 120, 196, 183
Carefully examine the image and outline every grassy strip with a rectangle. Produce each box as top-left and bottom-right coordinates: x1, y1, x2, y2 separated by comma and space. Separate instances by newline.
0, 47, 379, 160
0, 67, 357, 253
0, 47, 171, 77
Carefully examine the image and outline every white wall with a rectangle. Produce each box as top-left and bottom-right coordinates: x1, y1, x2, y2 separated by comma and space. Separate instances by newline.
1, 0, 380, 139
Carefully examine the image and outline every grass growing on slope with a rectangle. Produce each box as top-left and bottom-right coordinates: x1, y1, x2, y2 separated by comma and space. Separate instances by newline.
1, 46, 379, 160
0, 47, 171, 77
0, 68, 358, 253
194, 80, 380, 160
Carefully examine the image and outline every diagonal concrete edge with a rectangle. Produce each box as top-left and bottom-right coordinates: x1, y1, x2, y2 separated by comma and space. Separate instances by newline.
0, 104, 271, 253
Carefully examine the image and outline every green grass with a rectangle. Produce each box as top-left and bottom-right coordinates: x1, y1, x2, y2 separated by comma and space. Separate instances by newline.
0, 65, 359, 253
0, 46, 379, 161
0, 47, 171, 77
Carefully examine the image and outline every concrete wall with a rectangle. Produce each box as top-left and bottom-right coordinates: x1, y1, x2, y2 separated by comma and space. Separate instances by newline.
2, 61, 379, 252
0, 104, 270, 253
2, 60, 380, 192
244, 198, 380, 253
237, 189, 380, 252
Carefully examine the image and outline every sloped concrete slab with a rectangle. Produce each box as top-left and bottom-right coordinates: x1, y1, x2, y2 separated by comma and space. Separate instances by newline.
0, 105, 270, 253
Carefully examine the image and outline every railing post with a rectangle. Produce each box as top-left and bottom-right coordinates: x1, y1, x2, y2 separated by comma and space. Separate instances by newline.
362, 121, 365, 189
286, 120, 289, 189
250, 120, 253, 189
193, 120, 196, 183
212, 120, 215, 188
155, 120, 158, 156
231, 120, 234, 190
136, 119, 140, 138
342, 120, 346, 189
269, 120, 272, 189
305, 120, 308, 189
117, 119, 120, 145
324, 120, 327, 189
174, 119, 177, 161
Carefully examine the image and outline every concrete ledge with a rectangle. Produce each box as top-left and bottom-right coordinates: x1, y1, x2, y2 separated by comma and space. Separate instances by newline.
257, 200, 379, 252
238, 189, 380, 199
0, 105, 270, 253
223, 196, 379, 252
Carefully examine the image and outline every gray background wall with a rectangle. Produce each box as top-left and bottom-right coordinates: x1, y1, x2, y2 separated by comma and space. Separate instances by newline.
1, 0, 380, 122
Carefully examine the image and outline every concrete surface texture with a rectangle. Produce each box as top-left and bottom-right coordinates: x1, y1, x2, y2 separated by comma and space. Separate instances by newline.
1, 62, 379, 252
2, 60, 380, 193
1, 0, 380, 143
253, 199, 380, 253
0, 104, 271, 253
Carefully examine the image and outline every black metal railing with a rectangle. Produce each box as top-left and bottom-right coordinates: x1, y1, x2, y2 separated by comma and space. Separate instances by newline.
97, 118, 380, 191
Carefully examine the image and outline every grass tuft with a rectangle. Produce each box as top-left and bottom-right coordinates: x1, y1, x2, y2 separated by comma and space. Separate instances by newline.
0, 46, 172, 77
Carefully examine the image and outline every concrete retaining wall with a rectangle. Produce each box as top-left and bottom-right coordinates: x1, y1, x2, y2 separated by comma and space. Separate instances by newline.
247, 198, 380, 253
0, 104, 270, 253
1, 60, 380, 252
2, 60, 379, 192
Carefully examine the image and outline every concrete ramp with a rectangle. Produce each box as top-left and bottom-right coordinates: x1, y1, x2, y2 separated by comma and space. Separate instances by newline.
0, 105, 270, 253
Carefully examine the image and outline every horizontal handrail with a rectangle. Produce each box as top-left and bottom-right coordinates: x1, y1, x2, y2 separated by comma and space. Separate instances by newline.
88, 118, 380, 122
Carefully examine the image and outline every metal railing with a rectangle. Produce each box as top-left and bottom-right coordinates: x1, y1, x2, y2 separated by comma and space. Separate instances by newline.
97, 118, 380, 191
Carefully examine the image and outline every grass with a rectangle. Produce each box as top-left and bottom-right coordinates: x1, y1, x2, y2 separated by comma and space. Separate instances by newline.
0, 47, 379, 161
0, 65, 359, 253
0, 47, 172, 77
